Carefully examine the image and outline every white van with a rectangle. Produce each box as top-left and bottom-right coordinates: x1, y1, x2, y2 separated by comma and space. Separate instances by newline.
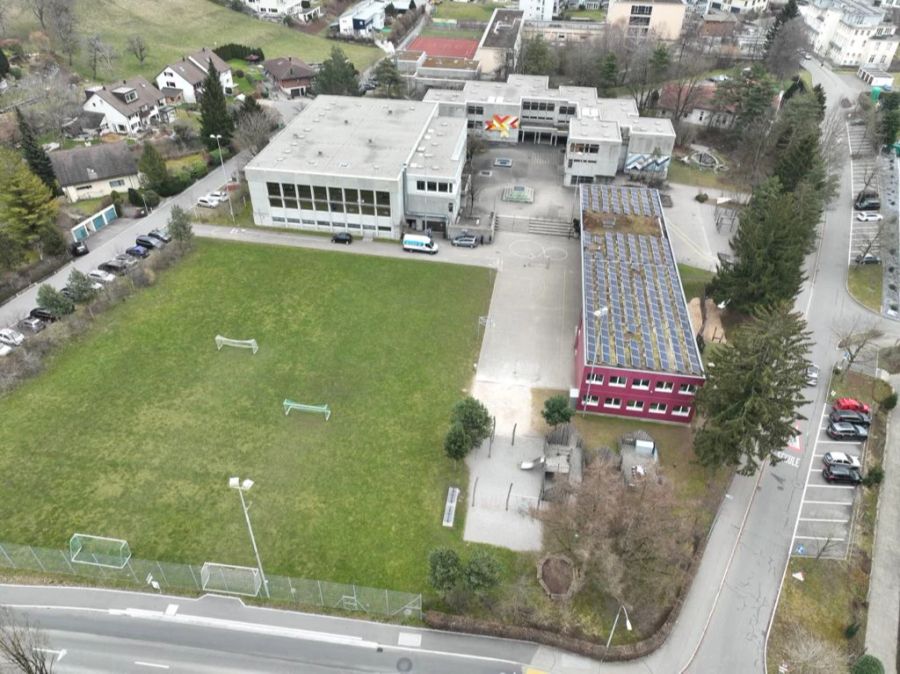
402, 234, 439, 255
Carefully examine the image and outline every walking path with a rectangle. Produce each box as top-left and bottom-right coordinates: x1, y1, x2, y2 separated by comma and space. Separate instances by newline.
864, 374, 900, 673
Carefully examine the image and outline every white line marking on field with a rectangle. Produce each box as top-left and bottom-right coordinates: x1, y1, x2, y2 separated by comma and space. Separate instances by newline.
803, 500, 854, 506
134, 662, 170, 669
165, 604, 178, 616
34, 648, 66, 661
398, 632, 422, 647
799, 517, 851, 523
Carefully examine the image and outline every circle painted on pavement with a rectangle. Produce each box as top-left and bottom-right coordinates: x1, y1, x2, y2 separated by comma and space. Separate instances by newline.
397, 657, 413, 672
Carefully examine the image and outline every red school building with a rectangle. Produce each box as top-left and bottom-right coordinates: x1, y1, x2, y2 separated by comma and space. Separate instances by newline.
574, 185, 705, 423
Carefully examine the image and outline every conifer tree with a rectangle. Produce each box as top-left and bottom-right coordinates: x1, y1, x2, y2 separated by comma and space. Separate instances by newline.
15, 108, 57, 194
199, 60, 234, 150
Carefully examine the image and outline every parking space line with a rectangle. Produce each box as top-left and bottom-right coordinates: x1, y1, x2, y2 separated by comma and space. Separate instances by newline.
817, 441, 863, 446
803, 500, 853, 506
799, 517, 851, 523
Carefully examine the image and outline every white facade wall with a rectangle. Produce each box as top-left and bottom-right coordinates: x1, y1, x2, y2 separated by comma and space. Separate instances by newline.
241, 0, 307, 15
519, 0, 555, 21
156, 66, 233, 104
82, 96, 158, 137
564, 137, 620, 184
63, 173, 141, 203
801, 0, 899, 67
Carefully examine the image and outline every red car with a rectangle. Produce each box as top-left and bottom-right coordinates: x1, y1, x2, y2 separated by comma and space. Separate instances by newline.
833, 398, 871, 415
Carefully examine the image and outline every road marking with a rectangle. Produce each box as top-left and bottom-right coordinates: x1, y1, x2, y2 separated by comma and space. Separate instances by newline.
398, 632, 421, 647
773, 451, 800, 468
165, 604, 178, 616
135, 662, 170, 669
34, 648, 66, 661
817, 440, 864, 446
803, 500, 854, 506
799, 517, 850, 523
806, 484, 857, 489
794, 535, 846, 541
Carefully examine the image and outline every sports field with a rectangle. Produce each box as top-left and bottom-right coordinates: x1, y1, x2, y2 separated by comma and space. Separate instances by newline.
0, 241, 495, 591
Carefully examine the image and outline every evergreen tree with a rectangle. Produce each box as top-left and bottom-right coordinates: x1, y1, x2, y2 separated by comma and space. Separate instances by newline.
522, 35, 558, 76
775, 130, 821, 192
15, 108, 57, 194
167, 205, 194, 250
813, 84, 827, 118
461, 550, 501, 595
542, 395, 574, 427
238, 95, 262, 119
373, 58, 403, 98
0, 227, 24, 271
708, 178, 808, 313
36, 284, 74, 317
0, 47, 9, 78
450, 397, 491, 448
765, 0, 799, 53
138, 141, 169, 190
694, 304, 811, 475
444, 422, 470, 461
199, 60, 234, 150
0, 157, 59, 252
427, 548, 461, 594
597, 53, 618, 96
314, 47, 360, 96
881, 108, 900, 146
66, 268, 98, 304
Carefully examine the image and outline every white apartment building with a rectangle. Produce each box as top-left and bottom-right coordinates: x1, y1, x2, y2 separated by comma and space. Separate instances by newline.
82, 77, 172, 137
155, 48, 234, 105
244, 96, 466, 238
801, 0, 899, 67
706, 0, 768, 15
240, 0, 306, 15
519, 0, 559, 22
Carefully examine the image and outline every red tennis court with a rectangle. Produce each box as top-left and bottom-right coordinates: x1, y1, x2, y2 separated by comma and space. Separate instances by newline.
408, 36, 480, 59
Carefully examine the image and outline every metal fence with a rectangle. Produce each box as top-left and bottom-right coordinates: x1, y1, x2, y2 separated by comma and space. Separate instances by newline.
0, 540, 422, 619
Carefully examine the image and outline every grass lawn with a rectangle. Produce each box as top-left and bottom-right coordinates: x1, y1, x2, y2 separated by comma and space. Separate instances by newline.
565, 8, 605, 20
432, 1, 499, 21
678, 264, 713, 302
228, 59, 267, 96
667, 161, 736, 191
166, 151, 207, 174
66, 196, 108, 218
847, 263, 883, 312
419, 26, 485, 39
6, 0, 379, 82
0, 240, 497, 592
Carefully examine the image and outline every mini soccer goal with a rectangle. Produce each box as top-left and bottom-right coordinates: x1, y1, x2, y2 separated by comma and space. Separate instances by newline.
215, 335, 259, 354
200, 562, 262, 597
69, 533, 132, 569
283, 399, 331, 421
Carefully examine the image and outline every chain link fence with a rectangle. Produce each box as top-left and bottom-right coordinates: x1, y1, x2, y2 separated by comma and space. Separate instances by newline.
0, 540, 422, 619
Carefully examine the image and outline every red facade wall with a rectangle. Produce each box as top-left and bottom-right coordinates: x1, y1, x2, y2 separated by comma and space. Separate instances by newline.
573, 318, 704, 424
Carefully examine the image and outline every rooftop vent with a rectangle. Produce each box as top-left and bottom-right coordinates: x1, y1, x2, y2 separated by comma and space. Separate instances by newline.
339, 161, 349, 167
344, 119, 349, 124
317, 150, 323, 156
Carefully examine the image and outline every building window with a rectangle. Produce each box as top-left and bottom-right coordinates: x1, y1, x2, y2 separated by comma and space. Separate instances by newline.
267, 182, 281, 196
375, 191, 391, 217
655, 381, 674, 393
438, 182, 448, 193
673, 405, 691, 417
604, 397, 622, 409
583, 394, 600, 406
282, 184, 297, 198
649, 402, 667, 414
679, 383, 698, 395
628, 15, 651, 26
466, 105, 484, 115
417, 180, 425, 190
467, 119, 476, 128
630, 4, 652, 14
609, 376, 626, 387
360, 190, 375, 215
109, 179, 125, 187
632, 378, 650, 390
76, 184, 92, 191
586, 372, 603, 384
626, 400, 644, 411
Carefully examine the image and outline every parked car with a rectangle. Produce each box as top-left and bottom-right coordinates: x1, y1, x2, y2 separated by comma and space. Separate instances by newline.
0, 328, 25, 347
806, 364, 820, 386
0, 344, 10, 357
136, 235, 161, 250
125, 245, 150, 259
822, 451, 862, 470
208, 191, 228, 203
331, 232, 353, 245
825, 420, 869, 441
113, 254, 139, 268
197, 195, 220, 208
855, 194, 881, 211
451, 234, 479, 248
834, 397, 871, 415
19, 317, 45, 333
855, 253, 881, 265
148, 228, 172, 244
855, 212, 883, 222
91, 267, 120, 282
822, 464, 862, 485
829, 408, 871, 427
60, 286, 75, 300
29, 307, 60, 322
69, 241, 89, 257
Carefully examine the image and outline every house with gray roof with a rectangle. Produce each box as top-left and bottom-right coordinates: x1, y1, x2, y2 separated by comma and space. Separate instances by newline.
49, 143, 141, 203
155, 47, 234, 104
82, 77, 173, 137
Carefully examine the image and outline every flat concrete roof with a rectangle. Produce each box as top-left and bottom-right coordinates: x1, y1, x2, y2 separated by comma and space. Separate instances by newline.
569, 118, 620, 142
422, 56, 479, 70
245, 95, 464, 180
480, 9, 524, 49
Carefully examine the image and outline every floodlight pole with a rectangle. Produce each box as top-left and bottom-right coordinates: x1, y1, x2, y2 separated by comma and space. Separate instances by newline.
210, 133, 236, 225
231, 478, 270, 598
601, 603, 632, 663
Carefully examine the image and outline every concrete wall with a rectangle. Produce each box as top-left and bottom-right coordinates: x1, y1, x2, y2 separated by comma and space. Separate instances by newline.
564, 136, 620, 183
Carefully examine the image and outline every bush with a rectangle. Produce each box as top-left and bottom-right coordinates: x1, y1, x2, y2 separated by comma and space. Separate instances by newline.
427, 548, 461, 593
862, 466, 884, 487
844, 621, 861, 639
128, 187, 142, 206
451, 397, 491, 448
695, 192, 709, 203
234, 68, 245, 79
852, 655, 885, 674
214, 43, 265, 62
880, 391, 897, 410
156, 175, 191, 197
542, 395, 573, 427
9, 66, 22, 79
142, 189, 161, 208
208, 147, 232, 167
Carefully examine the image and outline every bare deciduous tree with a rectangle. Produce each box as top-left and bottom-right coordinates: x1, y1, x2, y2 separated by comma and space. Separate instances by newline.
773, 624, 844, 674
234, 107, 280, 155
46, 0, 78, 66
1, 71, 81, 133
765, 18, 811, 80
834, 317, 884, 371
0, 608, 54, 674
25, 0, 52, 30
126, 34, 148, 64
86, 35, 115, 80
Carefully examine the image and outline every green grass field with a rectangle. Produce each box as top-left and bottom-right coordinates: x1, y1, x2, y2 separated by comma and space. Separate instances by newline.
847, 263, 883, 312
432, 1, 499, 21
0, 240, 496, 592
677, 264, 713, 302
7, 0, 379, 82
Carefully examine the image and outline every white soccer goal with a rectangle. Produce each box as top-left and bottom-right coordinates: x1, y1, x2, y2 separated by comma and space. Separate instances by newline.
215, 335, 259, 354
69, 533, 132, 569
283, 399, 331, 421
200, 562, 262, 597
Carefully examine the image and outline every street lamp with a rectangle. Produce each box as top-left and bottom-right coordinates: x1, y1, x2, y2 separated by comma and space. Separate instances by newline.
210, 133, 236, 225
228, 476, 270, 598
582, 307, 609, 417
601, 603, 632, 662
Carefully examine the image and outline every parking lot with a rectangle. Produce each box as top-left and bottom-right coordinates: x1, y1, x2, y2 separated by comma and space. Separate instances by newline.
791, 408, 865, 560
848, 120, 885, 263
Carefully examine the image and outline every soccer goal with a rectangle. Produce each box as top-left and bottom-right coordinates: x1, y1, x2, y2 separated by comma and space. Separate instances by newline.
200, 562, 262, 597
69, 533, 132, 569
283, 399, 331, 421
215, 335, 259, 354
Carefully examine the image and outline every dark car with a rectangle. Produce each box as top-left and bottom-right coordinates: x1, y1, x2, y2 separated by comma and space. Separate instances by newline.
855, 195, 881, 211
60, 286, 75, 300
19, 317, 45, 333
135, 235, 161, 249
125, 245, 151, 259
69, 241, 89, 257
98, 260, 129, 276
822, 464, 862, 485
148, 228, 172, 244
113, 254, 139, 269
829, 408, 871, 427
331, 232, 353, 245
855, 253, 881, 265
825, 421, 869, 441
29, 307, 60, 322
451, 234, 479, 248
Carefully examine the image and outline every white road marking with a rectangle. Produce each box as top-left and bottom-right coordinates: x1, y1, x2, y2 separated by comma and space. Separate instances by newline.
398, 632, 422, 647
34, 648, 66, 661
773, 450, 800, 468
806, 484, 857, 489
165, 604, 178, 616
134, 662, 170, 670
794, 535, 846, 541
803, 500, 854, 506
799, 517, 851, 523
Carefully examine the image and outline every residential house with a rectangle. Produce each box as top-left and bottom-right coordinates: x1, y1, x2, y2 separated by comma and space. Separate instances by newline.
241, 0, 324, 20
338, 0, 386, 36
49, 143, 141, 203
801, 0, 899, 68
606, 0, 686, 39
657, 81, 735, 129
707, 0, 769, 14
263, 57, 316, 97
155, 48, 234, 104
82, 77, 173, 137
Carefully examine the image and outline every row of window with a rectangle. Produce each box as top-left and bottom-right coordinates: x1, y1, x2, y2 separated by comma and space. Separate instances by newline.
582, 396, 691, 416
628, 15, 651, 26
569, 143, 601, 154
266, 182, 391, 217
270, 216, 392, 233
585, 373, 698, 394
522, 101, 556, 112
467, 102, 577, 116
630, 4, 653, 15
415, 180, 455, 194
